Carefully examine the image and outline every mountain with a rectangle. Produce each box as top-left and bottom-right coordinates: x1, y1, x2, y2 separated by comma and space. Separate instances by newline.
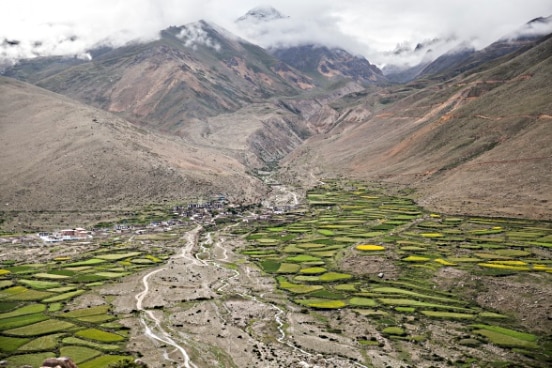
0, 76, 266, 229
386, 15, 552, 82
280, 34, 552, 220
236, 5, 288, 23
271, 45, 386, 85
2, 13, 551, 222
235, 7, 386, 85
3, 20, 314, 131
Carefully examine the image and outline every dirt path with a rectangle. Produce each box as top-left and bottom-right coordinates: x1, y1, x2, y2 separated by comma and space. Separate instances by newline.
112, 223, 375, 367
134, 227, 202, 368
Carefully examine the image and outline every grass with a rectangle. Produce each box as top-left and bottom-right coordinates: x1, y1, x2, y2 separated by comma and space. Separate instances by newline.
5, 319, 75, 336
277, 277, 323, 294
238, 181, 552, 363
79, 355, 134, 368
378, 298, 471, 312
0, 303, 46, 319
276, 263, 301, 273
33, 272, 71, 279
18, 333, 64, 351
0, 313, 49, 330
76, 328, 125, 342
59, 345, 102, 364
473, 329, 538, 349
62, 336, 121, 351
470, 324, 538, 342
356, 244, 385, 251
349, 297, 378, 307
300, 267, 327, 274
60, 305, 110, 318
285, 255, 323, 263
95, 252, 142, 261
42, 289, 86, 303
382, 326, 406, 336
7, 352, 56, 368
295, 298, 347, 309
318, 272, 353, 282
0, 335, 30, 352
18, 279, 60, 290
421, 311, 476, 319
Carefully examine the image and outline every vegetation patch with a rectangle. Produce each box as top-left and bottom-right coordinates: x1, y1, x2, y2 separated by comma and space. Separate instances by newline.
18, 279, 60, 290
42, 289, 86, 303
79, 354, 133, 368
295, 298, 347, 309
402, 255, 431, 262
356, 244, 385, 251
382, 326, 406, 336
33, 273, 71, 280
5, 319, 75, 336
318, 272, 353, 282
95, 252, 142, 261
65, 258, 107, 267
18, 333, 64, 351
0, 335, 30, 352
7, 352, 56, 368
0, 303, 46, 319
285, 255, 323, 263
421, 311, 476, 319
60, 305, 110, 319
277, 277, 323, 294
59, 345, 102, 364
349, 297, 378, 307
0, 313, 49, 330
61, 336, 120, 351
75, 328, 125, 342
299, 267, 327, 274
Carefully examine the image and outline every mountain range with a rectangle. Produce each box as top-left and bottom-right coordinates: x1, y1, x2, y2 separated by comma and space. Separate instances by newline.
1, 7, 551, 230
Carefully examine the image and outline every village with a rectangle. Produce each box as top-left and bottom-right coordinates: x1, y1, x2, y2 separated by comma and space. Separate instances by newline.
0, 190, 302, 249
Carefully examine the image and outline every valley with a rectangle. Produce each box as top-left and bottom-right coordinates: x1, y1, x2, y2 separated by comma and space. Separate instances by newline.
0, 5, 551, 368
0, 181, 551, 367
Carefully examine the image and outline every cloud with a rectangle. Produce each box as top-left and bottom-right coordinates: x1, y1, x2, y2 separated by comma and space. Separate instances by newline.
0, 0, 551, 67
177, 22, 221, 51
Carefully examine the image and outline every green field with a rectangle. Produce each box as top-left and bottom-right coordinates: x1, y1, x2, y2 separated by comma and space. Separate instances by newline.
241, 180, 552, 365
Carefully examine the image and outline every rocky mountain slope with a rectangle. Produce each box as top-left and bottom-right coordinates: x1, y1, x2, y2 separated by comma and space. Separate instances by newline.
0, 77, 265, 220
3, 21, 314, 131
281, 34, 552, 219
1, 16, 551, 226
271, 45, 385, 85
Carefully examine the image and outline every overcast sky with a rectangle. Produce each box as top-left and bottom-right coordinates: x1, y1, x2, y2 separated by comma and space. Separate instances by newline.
2, 0, 552, 66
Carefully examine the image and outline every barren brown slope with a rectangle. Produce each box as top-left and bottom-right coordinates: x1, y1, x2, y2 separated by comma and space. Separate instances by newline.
0, 77, 264, 218
281, 35, 552, 219
5, 21, 314, 133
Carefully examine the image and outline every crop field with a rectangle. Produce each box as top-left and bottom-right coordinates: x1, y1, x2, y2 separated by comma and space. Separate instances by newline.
242, 180, 552, 366
0, 240, 169, 367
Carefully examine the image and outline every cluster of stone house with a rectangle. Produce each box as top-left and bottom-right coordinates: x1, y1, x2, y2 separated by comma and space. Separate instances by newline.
38, 228, 92, 243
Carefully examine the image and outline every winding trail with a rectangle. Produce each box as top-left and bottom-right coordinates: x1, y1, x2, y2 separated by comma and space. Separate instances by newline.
134, 227, 202, 368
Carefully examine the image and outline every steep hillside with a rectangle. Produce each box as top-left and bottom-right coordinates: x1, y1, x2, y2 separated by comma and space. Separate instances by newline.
281, 35, 552, 219
271, 45, 386, 85
3, 21, 314, 131
0, 77, 265, 226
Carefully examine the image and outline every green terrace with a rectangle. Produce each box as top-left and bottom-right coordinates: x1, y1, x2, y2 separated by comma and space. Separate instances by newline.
0, 243, 168, 368
241, 180, 552, 365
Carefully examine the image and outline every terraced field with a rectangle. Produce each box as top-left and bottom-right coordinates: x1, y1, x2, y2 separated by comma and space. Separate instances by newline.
241, 180, 552, 367
0, 241, 169, 367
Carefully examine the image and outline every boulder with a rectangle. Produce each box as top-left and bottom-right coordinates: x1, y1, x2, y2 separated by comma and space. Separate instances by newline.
40, 357, 78, 368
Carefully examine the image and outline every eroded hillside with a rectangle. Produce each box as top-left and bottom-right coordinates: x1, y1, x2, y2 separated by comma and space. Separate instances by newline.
0, 77, 266, 230
281, 35, 552, 220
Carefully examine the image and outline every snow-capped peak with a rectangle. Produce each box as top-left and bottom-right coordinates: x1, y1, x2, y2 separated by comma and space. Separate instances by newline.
236, 6, 288, 23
